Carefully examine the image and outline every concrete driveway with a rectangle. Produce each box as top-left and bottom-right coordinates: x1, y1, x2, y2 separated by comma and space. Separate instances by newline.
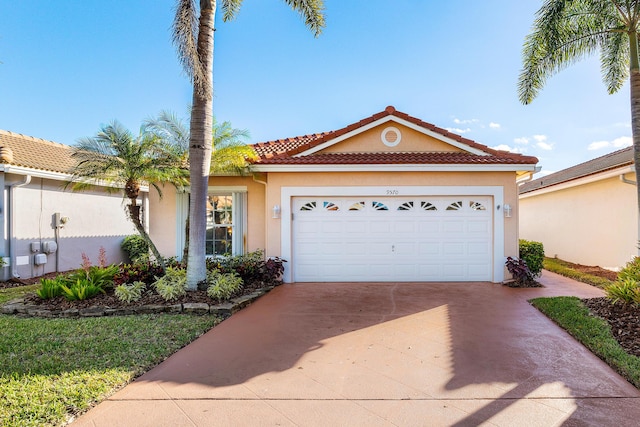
74, 272, 640, 426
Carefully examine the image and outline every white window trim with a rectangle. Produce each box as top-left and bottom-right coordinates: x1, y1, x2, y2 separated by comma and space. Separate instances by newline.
175, 187, 247, 259
280, 186, 505, 283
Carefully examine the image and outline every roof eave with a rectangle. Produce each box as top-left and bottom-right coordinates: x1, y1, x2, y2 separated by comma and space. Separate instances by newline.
519, 164, 635, 198
252, 163, 539, 173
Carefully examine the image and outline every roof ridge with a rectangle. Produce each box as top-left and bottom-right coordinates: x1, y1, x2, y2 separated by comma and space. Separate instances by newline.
0, 129, 72, 150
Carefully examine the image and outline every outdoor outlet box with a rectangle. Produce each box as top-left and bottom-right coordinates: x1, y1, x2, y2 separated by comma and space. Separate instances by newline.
42, 241, 58, 254
34, 253, 47, 265
30, 242, 41, 253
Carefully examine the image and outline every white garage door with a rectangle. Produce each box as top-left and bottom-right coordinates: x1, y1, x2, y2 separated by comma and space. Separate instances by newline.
292, 196, 493, 282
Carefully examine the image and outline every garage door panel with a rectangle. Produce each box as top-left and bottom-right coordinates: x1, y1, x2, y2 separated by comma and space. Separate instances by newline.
418, 242, 441, 255
293, 196, 493, 282
468, 242, 491, 255
443, 242, 465, 256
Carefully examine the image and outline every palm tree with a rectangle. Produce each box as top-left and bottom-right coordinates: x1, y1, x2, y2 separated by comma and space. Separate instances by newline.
66, 121, 189, 271
518, 0, 640, 248
144, 111, 257, 261
173, 0, 325, 290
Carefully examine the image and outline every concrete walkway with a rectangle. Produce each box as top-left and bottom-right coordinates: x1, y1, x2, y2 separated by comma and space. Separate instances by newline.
74, 272, 640, 426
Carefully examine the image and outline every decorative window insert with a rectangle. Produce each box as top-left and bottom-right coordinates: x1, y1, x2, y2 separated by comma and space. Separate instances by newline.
300, 201, 317, 211
421, 201, 437, 211
348, 201, 365, 211
446, 201, 463, 211
206, 192, 246, 257
323, 201, 339, 211
397, 201, 414, 211
469, 201, 486, 211
372, 201, 389, 211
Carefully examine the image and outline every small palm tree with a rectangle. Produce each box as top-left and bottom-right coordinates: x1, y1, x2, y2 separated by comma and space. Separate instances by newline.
144, 112, 257, 262
66, 121, 189, 271
518, 0, 640, 248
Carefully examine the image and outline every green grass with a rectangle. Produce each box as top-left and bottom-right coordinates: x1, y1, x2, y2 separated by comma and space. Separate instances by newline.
543, 257, 614, 289
0, 284, 39, 305
531, 296, 640, 389
0, 314, 219, 427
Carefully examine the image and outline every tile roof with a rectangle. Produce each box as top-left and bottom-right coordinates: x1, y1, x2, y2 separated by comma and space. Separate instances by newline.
256, 151, 536, 165
252, 106, 538, 166
0, 130, 75, 174
519, 146, 634, 194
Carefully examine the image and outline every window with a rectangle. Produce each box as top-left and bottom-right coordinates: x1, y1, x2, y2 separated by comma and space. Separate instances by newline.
206, 192, 245, 257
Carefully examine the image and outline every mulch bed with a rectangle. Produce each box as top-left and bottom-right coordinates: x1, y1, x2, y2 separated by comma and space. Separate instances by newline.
583, 297, 640, 358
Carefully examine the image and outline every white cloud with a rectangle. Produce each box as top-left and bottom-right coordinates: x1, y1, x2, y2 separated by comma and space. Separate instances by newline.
453, 118, 479, 125
514, 137, 529, 145
587, 136, 632, 151
533, 134, 547, 143
491, 144, 525, 153
489, 122, 501, 129
536, 141, 554, 150
587, 140, 610, 151
446, 127, 471, 134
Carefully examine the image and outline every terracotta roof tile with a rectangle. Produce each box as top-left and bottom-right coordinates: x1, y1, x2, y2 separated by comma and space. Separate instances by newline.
251, 106, 538, 166
0, 130, 75, 173
258, 151, 536, 165
519, 146, 633, 194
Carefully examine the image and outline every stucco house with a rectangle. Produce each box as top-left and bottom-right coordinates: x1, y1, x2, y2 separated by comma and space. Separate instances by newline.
151, 106, 539, 283
0, 130, 143, 280
519, 146, 637, 271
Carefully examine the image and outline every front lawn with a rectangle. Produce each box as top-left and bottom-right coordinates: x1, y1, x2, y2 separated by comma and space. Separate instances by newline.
0, 284, 39, 305
0, 314, 218, 427
543, 257, 615, 289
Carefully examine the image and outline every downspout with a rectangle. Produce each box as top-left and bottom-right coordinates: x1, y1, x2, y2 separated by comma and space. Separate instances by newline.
620, 174, 637, 186
8, 174, 31, 278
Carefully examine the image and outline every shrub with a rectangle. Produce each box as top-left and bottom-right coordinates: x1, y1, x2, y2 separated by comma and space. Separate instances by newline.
114, 281, 146, 303
153, 267, 187, 301
36, 278, 65, 299
605, 279, 640, 305
618, 257, 640, 282
59, 278, 105, 301
121, 234, 150, 264
519, 240, 544, 278
217, 250, 286, 284
67, 264, 119, 290
505, 256, 536, 286
206, 270, 243, 301
114, 262, 164, 287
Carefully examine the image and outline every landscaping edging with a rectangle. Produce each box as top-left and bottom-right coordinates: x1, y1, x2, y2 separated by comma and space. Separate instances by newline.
0, 287, 274, 319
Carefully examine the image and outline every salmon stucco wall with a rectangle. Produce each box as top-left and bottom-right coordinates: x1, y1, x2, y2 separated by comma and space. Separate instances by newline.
260, 170, 519, 278
321, 124, 465, 154
519, 173, 638, 270
149, 176, 266, 259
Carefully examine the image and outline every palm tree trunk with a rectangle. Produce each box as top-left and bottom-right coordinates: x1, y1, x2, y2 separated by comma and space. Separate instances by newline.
127, 201, 167, 271
630, 31, 640, 256
186, 0, 216, 290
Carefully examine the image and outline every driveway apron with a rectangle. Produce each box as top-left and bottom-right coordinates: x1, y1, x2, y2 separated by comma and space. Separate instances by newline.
74, 271, 640, 426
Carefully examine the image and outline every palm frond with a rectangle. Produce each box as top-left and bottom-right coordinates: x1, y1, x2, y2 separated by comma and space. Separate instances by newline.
518, 0, 624, 104
282, 0, 326, 37
221, 0, 244, 21
173, 0, 210, 97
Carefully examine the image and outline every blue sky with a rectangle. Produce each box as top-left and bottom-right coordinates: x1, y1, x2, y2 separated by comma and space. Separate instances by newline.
0, 0, 632, 175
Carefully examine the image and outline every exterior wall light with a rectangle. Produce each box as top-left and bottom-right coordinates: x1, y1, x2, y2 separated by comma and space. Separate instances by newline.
504, 204, 512, 218
272, 205, 281, 219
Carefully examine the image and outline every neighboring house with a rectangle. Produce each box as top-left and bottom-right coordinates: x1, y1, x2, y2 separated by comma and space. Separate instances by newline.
0, 130, 144, 280
151, 106, 538, 283
519, 146, 636, 270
